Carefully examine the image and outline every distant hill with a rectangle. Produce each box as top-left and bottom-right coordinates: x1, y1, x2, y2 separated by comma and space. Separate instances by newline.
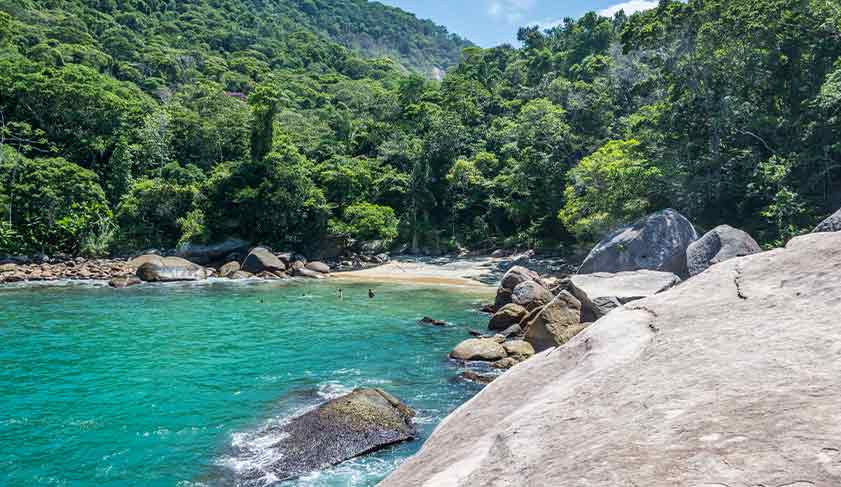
290, 0, 473, 76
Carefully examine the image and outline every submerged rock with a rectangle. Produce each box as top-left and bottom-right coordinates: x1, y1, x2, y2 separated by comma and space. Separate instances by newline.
579, 208, 698, 276
241, 388, 415, 483
570, 270, 680, 321
686, 224, 761, 276
381, 231, 841, 487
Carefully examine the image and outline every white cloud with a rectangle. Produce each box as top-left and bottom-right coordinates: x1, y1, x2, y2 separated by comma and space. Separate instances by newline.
598, 0, 658, 17
488, 0, 538, 24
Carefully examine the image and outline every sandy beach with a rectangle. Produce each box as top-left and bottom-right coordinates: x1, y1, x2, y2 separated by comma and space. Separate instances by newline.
334, 256, 507, 288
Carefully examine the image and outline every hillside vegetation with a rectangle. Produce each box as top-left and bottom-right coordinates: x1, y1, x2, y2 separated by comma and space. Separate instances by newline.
0, 0, 839, 257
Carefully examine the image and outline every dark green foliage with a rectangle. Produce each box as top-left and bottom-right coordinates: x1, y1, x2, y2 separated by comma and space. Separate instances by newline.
0, 0, 839, 256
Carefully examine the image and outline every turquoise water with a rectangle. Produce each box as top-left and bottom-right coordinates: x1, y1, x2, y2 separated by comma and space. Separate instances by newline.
0, 279, 492, 486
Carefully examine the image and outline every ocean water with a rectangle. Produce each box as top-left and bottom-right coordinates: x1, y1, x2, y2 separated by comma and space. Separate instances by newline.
0, 279, 493, 486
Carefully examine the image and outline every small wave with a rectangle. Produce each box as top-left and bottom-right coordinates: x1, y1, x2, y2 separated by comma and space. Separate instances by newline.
295, 456, 405, 487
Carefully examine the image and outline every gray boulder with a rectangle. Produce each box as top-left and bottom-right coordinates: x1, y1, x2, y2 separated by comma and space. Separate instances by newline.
238, 388, 415, 483
686, 224, 762, 276
579, 209, 698, 276
814, 207, 841, 233
380, 231, 841, 487
450, 339, 508, 362
295, 268, 325, 279
242, 247, 286, 274
570, 270, 680, 321
524, 291, 583, 352
135, 256, 208, 282
511, 281, 554, 311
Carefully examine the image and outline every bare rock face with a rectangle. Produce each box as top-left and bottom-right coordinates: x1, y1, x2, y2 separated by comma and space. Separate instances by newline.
488, 304, 528, 331
450, 339, 507, 362
579, 208, 698, 276
242, 247, 286, 274
524, 291, 583, 352
380, 232, 841, 487
570, 270, 680, 321
236, 388, 415, 484
686, 224, 761, 276
813, 207, 841, 232
134, 256, 208, 282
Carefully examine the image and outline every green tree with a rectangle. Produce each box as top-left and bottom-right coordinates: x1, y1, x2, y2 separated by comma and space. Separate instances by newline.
560, 139, 662, 240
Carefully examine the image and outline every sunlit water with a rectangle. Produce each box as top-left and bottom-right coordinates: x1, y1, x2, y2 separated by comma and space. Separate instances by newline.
0, 279, 492, 486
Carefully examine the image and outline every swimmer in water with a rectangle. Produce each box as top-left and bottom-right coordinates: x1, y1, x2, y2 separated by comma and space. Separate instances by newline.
337, 288, 343, 299
368, 288, 375, 299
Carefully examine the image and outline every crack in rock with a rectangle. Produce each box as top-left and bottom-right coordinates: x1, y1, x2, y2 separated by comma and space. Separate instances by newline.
734, 264, 748, 300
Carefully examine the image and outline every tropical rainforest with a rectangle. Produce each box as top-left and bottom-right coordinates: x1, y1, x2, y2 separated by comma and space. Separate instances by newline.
0, 0, 839, 257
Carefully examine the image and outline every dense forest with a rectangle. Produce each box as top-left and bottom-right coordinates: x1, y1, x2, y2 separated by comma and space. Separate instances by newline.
0, 0, 839, 258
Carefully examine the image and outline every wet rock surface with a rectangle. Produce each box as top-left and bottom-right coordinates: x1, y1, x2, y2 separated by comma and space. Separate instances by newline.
238, 388, 416, 483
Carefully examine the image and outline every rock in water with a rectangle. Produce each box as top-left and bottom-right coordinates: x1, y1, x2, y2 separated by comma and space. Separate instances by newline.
450, 339, 508, 362
135, 256, 208, 282
380, 231, 841, 487
569, 270, 680, 321
579, 208, 698, 276
242, 247, 286, 274
242, 388, 415, 483
686, 224, 761, 276
524, 291, 582, 352
813, 207, 841, 233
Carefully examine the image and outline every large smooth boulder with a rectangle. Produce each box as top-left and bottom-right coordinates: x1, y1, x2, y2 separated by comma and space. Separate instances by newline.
579, 209, 698, 276
814, 208, 841, 233
295, 268, 325, 279
686, 225, 762, 276
450, 339, 508, 362
135, 256, 208, 282
524, 291, 583, 352
488, 304, 528, 331
242, 247, 286, 274
381, 231, 841, 487
570, 270, 680, 321
237, 388, 415, 483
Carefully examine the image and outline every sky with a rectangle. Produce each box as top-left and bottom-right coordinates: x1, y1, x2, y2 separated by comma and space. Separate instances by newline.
377, 0, 659, 47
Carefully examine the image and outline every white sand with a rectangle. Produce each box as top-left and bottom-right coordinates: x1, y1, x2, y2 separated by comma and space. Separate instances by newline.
334, 256, 504, 288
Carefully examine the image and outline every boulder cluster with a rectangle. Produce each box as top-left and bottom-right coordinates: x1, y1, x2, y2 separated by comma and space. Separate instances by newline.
453, 208, 769, 379
130, 247, 334, 284
0, 258, 135, 284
